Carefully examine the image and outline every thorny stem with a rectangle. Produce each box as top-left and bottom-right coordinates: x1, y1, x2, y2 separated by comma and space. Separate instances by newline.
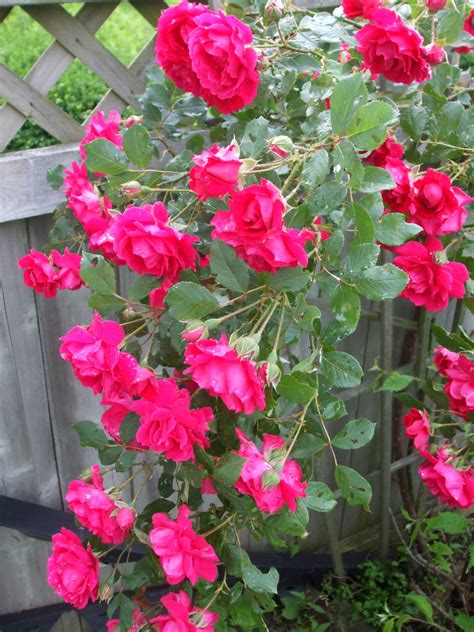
202, 513, 236, 538
272, 305, 287, 353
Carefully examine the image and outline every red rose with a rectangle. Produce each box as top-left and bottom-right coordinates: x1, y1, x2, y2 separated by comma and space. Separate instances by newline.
402, 408, 431, 449
364, 134, 404, 167
109, 202, 198, 279
425, 44, 445, 65
184, 334, 266, 414
189, 144, 242, 201
153, 591, 218, 632
211, 179, 312, 273
464, 9, 474, 36
342, 0, 380, 19
51, 248, 83, 291
18, 249, 58, 298
355, 9, 432, 84
188, 11, 259, 114
426, 0, 447, 9
381, 158, 414, 214
155, 1, 211, 95
80, 110, 123, 163
63, 161, 112, 235
409, 169, 471, 236
418, 446, 474, 510
435, 350, 474, 419
393, 237, 469, 312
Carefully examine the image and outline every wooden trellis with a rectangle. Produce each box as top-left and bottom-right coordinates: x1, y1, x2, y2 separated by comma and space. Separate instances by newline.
0, 0, 164, 152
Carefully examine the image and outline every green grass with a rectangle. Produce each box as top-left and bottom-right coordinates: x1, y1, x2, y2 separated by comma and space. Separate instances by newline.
1, 3, 155, 152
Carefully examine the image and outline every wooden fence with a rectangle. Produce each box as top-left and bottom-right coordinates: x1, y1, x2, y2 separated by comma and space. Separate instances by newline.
0, 0, 469, 628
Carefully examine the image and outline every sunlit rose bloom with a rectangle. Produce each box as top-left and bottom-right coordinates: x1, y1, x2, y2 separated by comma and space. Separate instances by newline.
418, 446, 474, 509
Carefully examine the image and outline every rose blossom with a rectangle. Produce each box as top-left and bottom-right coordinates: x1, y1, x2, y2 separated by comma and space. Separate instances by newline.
402, 408, 431, 449
393, 237, 469, 312
427, 0, 447, 9
464, 9, 474, 36
132, 378, 213, 462
80, 110, 123, 161
107, 609, 147, 632
342, 0, 380, 19
425, 44, 445, 65
150, 504, 219, 585
434, 346, 460, 376
434, 349, 474, 419
189, 144, 242, 201
63, 161, 112, 235
188, 10, 259, 114
355, 9, 432, 85
18, 249, 58, 297
109, 202, 198, 279
381, 158, 414, 214
409, 169, 471, 236
234, 429, 307, 513
184, 334, 266, 414
211, 179, 312, 273
363, 134, 404, 168
65, 465, 135, 544
47, 528, 99, 609
51, 248, 84, 291
418, 446, 474, 510
153, 591, 219, 632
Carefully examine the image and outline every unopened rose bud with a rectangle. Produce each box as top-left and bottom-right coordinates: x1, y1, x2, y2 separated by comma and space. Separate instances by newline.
116, 507, 136, 530
204, 318, 221, 331
269, 135, 294, 158
182, 321, 207, 342
124, 115, 143, 128
235, 335, 260, 359
262, 469, 281, 490
122, 306, 138, 320
426, 0, 447, 10
261, 362, 281, 388
121, 181, 142, 197
98, 583, 114, 602
264, 0, 285, 20
425, 44, 445, 65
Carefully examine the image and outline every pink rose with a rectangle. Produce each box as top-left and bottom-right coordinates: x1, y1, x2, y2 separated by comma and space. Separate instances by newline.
155, 1, 211, 95
65, 465, 135, 544
434, 346, 460, 376
425, 44, 445, 65
234, 429, 307, 513
436, 350, 474, 419
132, 378, 213, 462
59, 311, 125, 393
364, 134, 404, 167
80, 110, 123, 161
150, 504, 219, 585
342, 0, 380, 19
109, 202, 198, 280
188, 11, 259, 114
18, 249, 58, 298
465, 9, 474, 36
211, 179, 312, 273
184, 334, 266, 414
47, 528, 99, 609
107, 609, 147, 632
418, 446, 474, 510
189, 144, 242, 201
153, 591, 219, 632
402, 408, 431, 449
427, 0, 447, 9
381, 158, 414, 214
409, 169, 471, 236
51, 248, 84, 291
393, 237, 469, 312
63, 162, 112, 235
355, 9, 432, 85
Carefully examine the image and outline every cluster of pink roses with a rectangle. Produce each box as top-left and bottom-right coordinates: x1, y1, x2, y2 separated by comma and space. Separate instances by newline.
402, 346, 474, 509
155, 0, 259, 114
18, 247, 83, 297
364, 136, 471, 312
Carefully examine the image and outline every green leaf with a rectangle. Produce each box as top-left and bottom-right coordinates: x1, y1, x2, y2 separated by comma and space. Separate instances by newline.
426, 512, 469, 535
407, 593, 433, 623
330, 285, 361, 332
377, 372, 414, 392
241, 116, 270, 158
119, 412, 140, 445
123, 124, 153, 169
107, 593, 135, 630
267, 268, 310, 292
214, 453, 245, 486
432, 324, 474, 353
346, 202, 375, 244
88, 294, 126, 317
165, 282, 219, 320
335, 465, 372, 507
73, 420, 109, 448
128, 275, 162, 302
348, 101, 398, 151
80, 252, 116, 296
301, 149, 329, 190
241, 554, 279, 594
84, 138, 128, 175
303, 481, 337, 512
355, 264, 408, 300
278, 371, 317, 404
467, 542, 474, 572
47, 164, 64, 190
360, 166, 395, 193
98, 445, 122, 465
438, 9, 465, 43
333, 141, 364, 189
376, 213, 422, 246
291, 433, 326, 458
455, 614, 474, 632
400, 106, 427, 140
210, 240, 250, 293
321, 351, 363, 388
332, 418, 375, 449
344, 243, 380, 276
331, 75, 367, 135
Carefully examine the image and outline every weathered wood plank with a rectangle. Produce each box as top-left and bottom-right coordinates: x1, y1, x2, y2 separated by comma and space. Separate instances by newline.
0, 143, 79, 223
0, 2, 117, 151
0, 64, 84, 143
26, 4, 146, 110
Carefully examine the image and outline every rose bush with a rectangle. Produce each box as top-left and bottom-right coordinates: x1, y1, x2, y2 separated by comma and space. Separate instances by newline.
19, 0, 473, 627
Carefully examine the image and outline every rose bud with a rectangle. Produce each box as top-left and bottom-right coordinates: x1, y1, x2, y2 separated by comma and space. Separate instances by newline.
425, 44, 445, 65
426, 0, 447, 9
124, 115, 143, 128
182, 321, 207, 342
121, 181, 142, 197
98, 583, 114, 602
116, 507, 136, 530
269, 135, 294, 158
264, 0, 285, 20
235, 335, 260, 359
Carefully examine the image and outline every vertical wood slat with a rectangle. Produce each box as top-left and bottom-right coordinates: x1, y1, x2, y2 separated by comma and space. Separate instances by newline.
26, 4, 147, 110
0, 2, 118, 151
